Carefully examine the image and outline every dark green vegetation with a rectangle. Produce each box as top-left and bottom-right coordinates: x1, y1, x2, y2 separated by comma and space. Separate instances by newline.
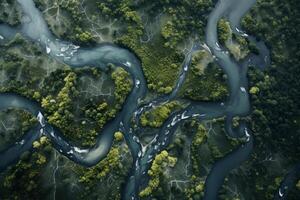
179, 50, 228, 101
136, 0, 300, 198
219, 0, 300, 199
217, 19, 231, 45
76, 132, 131, 199
138, 119, 243, 200
140, 101, 182, 128
0, 133, 132, 200
217, 18, 258, 61
33, 0, 227, 98
0, 109, 37, 152
0, 136, 52, 199
0, 34, 132, 147
139, 150, 178, 197
0, 0, 21, 26
41, 66, 132, 147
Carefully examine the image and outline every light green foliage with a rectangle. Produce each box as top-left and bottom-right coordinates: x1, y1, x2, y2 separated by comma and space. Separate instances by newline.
185, 177, 205, 199
274, 177, 283, 187
33, 136, 48, 149
249, 86, 260, 94
18, 110, 38, 133
85, 101, 114, 129
111, 67, 132, 106
111, 1, 207, 94
75, 29, 94, 43
161, 21, 182, 49
36, 0, 214, 94
190, 123, 208, 175
40, 67, 132, 147
181, 61, 228, 101
297, 180, 300, 190
79, 147, 122, 183
227, 34, 250, 60
217, 19, 231, 44
217, 18, 251, 60
137, 0, 213, 48
140, 101, 182, 128
1, 136, 51, 199
139, 150, 177, 197
114, 131, 124, 141
191, 50, 213, 75
185, 120, 242, 199
40, 69, 119, 147
195, 181, 204, 192
193, 124, 208, 146
39, 67, 132, 147
42, 72, 77, 129
76, 142, 132, 199
97, 0, 142, 24
232, 116, 240, 128
36, 154, 47, 165
180, 48, 228, 101
32, 91, 41, 101
96, 111, 115, 133
32, 141, 41, 149
117, 27, 183, 94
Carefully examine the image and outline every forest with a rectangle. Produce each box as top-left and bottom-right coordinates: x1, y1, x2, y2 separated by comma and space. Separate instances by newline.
0, 0, 299, 199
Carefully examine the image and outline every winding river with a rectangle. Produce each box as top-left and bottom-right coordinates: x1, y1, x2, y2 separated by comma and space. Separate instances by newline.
1, 0, 293, 200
